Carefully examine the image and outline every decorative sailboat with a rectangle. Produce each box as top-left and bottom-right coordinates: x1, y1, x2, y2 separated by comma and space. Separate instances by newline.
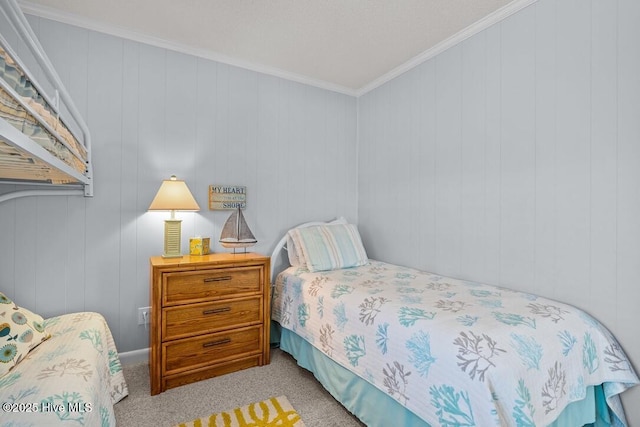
219, 207, 257, 252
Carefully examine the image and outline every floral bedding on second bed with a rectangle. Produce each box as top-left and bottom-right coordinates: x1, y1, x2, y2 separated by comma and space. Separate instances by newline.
272, 260, 639, 426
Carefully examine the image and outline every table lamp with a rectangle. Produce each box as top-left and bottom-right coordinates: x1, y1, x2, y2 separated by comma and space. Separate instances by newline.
148, 175, 200, 258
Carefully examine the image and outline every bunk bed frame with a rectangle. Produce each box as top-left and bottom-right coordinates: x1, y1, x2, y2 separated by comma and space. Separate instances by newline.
0, 0, 93, 203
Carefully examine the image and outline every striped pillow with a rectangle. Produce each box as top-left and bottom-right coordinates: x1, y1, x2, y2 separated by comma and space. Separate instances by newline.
288, 223, 368, 272
286, 217, 348, 267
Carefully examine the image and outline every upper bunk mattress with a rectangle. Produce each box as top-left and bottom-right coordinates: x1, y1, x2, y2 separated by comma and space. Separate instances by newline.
0, 44, 88, 184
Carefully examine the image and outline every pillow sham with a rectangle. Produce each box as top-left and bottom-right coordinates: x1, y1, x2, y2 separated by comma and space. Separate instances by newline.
286, 234, 304, 266
288, 223, 368, 272
0, 292, 50, 377
286, 217, 348, 267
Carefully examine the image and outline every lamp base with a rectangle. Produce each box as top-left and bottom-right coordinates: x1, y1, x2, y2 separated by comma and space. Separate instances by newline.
161, 253, 183, 259
163, 218, 183, 258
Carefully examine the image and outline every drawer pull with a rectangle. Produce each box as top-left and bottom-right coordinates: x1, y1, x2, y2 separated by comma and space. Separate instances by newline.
203, 338, 231, 348
203, 307, 231, 315
204, 276, 232, 283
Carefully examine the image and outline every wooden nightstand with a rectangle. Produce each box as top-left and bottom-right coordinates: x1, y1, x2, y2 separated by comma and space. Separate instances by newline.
149, 253, 270, 395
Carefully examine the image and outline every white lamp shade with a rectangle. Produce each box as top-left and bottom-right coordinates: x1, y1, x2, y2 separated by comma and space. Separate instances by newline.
148, 176, 200, 211
149, 175, 199, 258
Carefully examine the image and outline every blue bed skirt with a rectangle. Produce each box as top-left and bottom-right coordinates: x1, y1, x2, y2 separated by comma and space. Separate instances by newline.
275, 323, 619, 427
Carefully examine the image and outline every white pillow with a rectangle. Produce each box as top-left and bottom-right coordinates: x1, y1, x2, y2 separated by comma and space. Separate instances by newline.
288, 223, 368, 272
286, 217, 347, 267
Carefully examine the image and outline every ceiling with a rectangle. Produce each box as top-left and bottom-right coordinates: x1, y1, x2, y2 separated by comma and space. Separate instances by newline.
20, 0, 528, 95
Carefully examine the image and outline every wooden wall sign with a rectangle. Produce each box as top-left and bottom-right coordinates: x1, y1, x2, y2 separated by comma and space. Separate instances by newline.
208, 185, 246, 210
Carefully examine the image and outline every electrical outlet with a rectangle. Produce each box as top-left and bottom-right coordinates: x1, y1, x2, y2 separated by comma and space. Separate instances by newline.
137, 306, 151, 325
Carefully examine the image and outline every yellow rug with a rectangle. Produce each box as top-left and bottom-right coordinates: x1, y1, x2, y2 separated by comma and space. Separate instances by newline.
174, 395, 305, 427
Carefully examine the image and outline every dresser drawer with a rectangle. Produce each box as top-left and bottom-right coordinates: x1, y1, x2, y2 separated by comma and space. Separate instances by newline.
163, 266, 262, 305
163, 296, 262, 341
163, 326, 262, 374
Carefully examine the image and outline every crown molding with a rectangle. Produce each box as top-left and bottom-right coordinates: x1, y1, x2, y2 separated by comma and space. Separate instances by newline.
355, 0, 539, 96
18, 1, 358, 96
19, 0, 538, 99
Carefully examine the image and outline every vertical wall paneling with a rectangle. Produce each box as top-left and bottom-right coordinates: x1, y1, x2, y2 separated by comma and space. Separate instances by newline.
165, 52, 197, 179
194, 58, 218, 239
0, 16, 358, 354
214, 63, 230, 184
165, 50, 198, 254
84, 31, 123, 329
589, 0, 618, 328
616, 0, 640, 320
12, 198, 36, 307
356, 92, 372, 249
119, 40, 141, 350
136, 43, 167, 310
483, 24, 502, 285
34, 195, 67, 317
323, 90, 340, 220
2, 16, 39, 310
379, 75, 402, 262
341, 95, 357, 223
616, 0, 640, 410
288, 81, 304, 226
355, 90, 372, 253
499, 6, 536, 291
434, 46, 463, 276
357, 0, 640, 420
64, 196, 87, 315
417, 60, 437, 272
533, 0, 557, 301
254, 74, 279, 243
302, 86, 323, 220
367, 83, 390, 258
554, 0, 592, 307
227, 67, 257, 192
0, 192, 16, 299
405, 66, 423, 269
276, 79, 291, 227
460, 34, 487, 281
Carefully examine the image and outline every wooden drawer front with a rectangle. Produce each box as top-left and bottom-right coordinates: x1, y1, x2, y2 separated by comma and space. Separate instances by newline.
164, 266, 262, 305
163, 297, 262, 340
164, 326, 262, 374
163, 356, 261, 391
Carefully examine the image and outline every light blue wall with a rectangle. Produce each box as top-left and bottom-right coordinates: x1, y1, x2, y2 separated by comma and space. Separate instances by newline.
0, 16, 357, 353
1, 0, 639, 422
358, 0, 640, 421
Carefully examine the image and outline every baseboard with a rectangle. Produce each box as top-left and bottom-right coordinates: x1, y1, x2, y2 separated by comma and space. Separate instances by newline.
119, 347, 149, 365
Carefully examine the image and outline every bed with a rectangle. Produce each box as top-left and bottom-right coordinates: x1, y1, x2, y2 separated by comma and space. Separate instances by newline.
270, 219, 640, 427
0, 0, 93, 203
0, 296, 128, 426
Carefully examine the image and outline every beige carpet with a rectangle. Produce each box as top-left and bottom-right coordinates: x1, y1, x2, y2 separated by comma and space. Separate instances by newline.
114, 348, 364, 427
173, 395, 304, 427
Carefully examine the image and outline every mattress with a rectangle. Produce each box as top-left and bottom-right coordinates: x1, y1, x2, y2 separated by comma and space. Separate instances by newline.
272, 260, 639, 426
0, 44, 88, 184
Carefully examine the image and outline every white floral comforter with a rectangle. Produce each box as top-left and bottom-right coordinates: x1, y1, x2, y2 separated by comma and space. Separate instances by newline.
272, 261, 639, 427
0, 312, 128, 426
